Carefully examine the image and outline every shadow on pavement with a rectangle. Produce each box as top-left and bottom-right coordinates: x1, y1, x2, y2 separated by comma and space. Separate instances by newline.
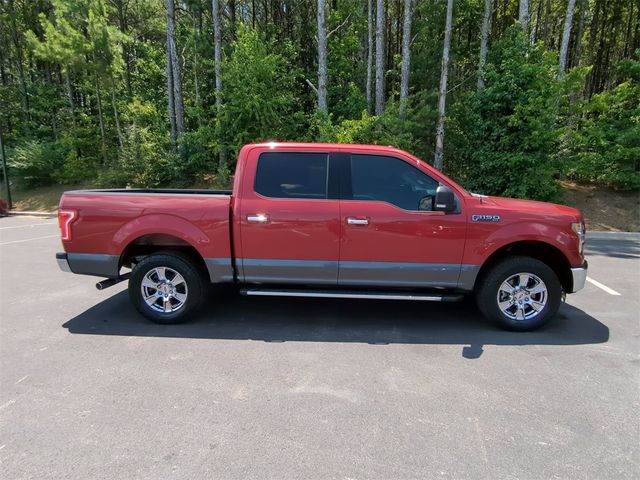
63, 290, 609, 359
585, 238, 640, 260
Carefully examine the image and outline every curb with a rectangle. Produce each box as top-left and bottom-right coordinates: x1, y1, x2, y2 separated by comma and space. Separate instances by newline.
587, 231, 640, 241
5, 210, 57, 218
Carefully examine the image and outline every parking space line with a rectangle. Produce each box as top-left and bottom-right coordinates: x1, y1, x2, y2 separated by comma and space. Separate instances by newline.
0, 234, 59, 246
0, 222, 56, 230
587, 276, 621, 296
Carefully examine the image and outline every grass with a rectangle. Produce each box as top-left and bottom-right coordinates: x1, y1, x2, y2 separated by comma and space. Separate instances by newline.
1, 183, 85, 212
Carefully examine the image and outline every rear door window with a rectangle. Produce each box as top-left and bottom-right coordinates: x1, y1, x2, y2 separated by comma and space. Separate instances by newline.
255, 152, 329, 199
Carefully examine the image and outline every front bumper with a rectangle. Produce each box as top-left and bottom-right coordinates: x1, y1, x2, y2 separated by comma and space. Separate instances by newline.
569, 260, 588, 293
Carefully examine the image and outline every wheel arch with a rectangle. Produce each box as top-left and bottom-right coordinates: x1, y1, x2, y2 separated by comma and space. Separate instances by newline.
120, 233, 209, 280
475, 240, 573, 292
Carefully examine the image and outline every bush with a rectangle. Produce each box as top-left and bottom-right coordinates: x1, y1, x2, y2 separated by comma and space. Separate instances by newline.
218, 27, 308, 157
448, 27, 563, 201
310, 106, 417, 153
559, 62, 640, 190
97, 125, 180, 188
8, 140, 66, 188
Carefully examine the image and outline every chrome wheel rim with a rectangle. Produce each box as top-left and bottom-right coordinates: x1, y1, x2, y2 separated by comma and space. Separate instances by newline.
496, 272, 547, 321
141, 267, 188, 314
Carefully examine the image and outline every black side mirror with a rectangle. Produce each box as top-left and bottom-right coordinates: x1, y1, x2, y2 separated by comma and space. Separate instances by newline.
434, 185, 456, 213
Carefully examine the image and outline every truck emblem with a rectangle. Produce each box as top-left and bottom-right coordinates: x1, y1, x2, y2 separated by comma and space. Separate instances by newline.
472, 214, 500, 222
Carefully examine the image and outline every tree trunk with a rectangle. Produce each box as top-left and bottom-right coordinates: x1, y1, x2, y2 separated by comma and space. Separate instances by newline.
167, 0, 185, 138
317, 0, 328, 113
366, 0, 373, 114
212, 0, 227, 173
571, 0, 586, 69
115, 0, 132, 99
558, 0, 577, 77
192, 11, 201, 127
212, 0, 223, 115
111, 83, 124, 149
478, 0, 492, 89
63, 69, 76, 127
166, 30, 177, 145
519, 0, 529, 32
434, 0, 454, 171
94, 77, 108, 163
8, 0, 29, 122
399, 0, 412, 118
229, 0, 237, 39
374, 0, 385, 115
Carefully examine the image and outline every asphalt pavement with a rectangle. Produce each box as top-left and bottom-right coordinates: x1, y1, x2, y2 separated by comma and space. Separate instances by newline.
0, 215, 638, 479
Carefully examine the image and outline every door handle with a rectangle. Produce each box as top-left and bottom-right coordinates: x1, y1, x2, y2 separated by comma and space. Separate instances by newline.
247, 214, 269, 223
347, 217, 369, 226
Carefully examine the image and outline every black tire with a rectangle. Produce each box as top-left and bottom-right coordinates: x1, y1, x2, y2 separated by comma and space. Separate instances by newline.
475, 256, 562, 331
129, 252, 205, 324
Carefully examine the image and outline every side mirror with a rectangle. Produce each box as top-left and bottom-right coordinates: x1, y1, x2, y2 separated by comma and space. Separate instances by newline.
434, 185, 456, 213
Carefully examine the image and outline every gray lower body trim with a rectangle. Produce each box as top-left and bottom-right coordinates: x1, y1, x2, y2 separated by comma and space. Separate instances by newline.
205, 257, 235, 283
457, 264, 481, 291
241, 259, 339, 285
339, 261, 476, 289
64, 253, 120, 278
239, 258, 481, 289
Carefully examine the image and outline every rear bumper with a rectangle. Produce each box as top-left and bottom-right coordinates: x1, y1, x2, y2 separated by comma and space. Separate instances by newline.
56, 252, 120, 278
569, 260, 588, 293
56, 252, 72, 273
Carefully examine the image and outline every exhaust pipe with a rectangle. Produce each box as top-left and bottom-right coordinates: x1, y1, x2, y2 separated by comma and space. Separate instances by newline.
96, 272, 131, 291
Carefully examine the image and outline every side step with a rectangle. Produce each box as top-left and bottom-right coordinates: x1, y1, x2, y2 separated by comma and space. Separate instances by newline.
240, 288, 464, 302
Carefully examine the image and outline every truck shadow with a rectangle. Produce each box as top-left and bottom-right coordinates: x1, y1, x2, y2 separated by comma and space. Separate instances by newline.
62, 290, 609, 359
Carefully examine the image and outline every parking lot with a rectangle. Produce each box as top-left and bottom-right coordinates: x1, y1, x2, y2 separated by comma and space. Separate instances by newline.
0, 215, 638, 479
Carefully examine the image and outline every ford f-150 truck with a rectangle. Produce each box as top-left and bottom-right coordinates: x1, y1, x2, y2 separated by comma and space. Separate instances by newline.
56, 142, 587, 331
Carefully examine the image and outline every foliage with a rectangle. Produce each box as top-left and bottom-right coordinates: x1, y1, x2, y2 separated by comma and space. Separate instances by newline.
0, 0, 638, 200
448, 27, 566, 200
558, 60, 640, 190
97, 124, 180, 188
217, 27, 307, 156
8, 140, 67, 188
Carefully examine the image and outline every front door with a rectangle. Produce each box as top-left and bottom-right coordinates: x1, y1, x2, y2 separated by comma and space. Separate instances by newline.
238, 150, 341, 285
338, 153, 467, 288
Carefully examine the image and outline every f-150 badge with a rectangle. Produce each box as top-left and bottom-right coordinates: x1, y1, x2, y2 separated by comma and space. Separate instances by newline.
472, 214, 501, 222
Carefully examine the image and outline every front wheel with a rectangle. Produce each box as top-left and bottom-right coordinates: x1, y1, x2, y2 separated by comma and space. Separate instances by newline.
476, 256, 562, 331
129, 252, 205, 324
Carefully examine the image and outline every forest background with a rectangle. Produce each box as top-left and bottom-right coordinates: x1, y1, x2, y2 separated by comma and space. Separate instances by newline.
0, 0, 638, 211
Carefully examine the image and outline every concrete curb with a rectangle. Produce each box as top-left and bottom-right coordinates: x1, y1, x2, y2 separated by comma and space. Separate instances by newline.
587, 231, 640, 241
5, 210, 57, 218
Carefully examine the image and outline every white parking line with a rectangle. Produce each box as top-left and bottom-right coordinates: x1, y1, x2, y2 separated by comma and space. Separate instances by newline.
0, 222, 56, 230
587, 277, 621, 296
0, 234, 59, 246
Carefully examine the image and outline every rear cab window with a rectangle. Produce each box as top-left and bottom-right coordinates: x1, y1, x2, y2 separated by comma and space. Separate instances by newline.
255, 152, 329, 199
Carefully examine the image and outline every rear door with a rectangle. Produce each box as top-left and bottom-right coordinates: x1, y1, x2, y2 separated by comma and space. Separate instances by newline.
338, 153, 467, 288
237, 150, 341, 285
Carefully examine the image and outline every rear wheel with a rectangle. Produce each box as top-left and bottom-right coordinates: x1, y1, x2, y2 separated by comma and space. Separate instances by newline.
476, 256, 562, 331
129, 252, 205, 324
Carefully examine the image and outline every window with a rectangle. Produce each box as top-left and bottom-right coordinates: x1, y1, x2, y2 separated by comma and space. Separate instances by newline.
255, 152, 329, 199
351, 154, 439, 211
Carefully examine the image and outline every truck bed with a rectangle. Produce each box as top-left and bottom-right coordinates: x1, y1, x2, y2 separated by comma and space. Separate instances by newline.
65, 188, 233, 196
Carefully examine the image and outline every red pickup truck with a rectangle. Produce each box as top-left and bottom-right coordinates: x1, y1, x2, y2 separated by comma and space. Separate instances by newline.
56, 142, 587, 331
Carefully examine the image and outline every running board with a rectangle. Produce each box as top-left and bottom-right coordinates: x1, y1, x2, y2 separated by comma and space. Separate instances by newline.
240, 288, 464, 302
